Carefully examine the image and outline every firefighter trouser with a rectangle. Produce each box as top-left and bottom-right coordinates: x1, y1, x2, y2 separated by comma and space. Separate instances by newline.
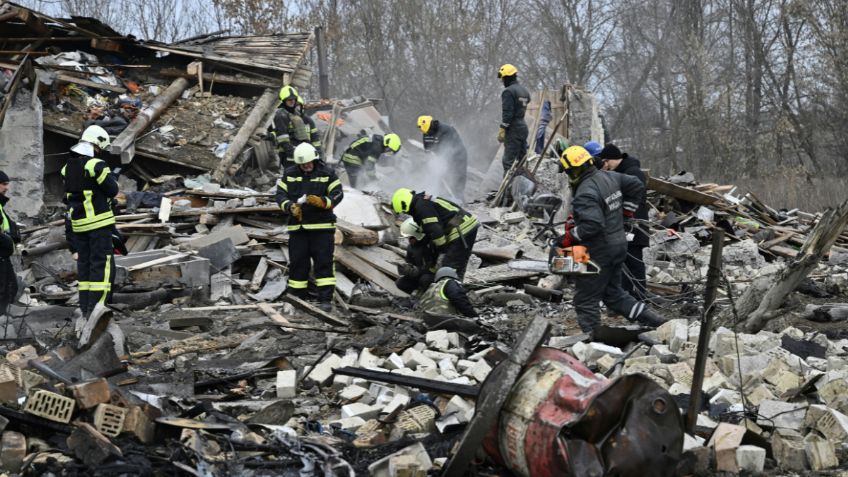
74, 227, 115, 316
287, 231, 336, 302
573, 244, 644, 333
502, 122, 529, 173
441, 226, 478, 280
396, 271, 435, 295
343, 162, 363, 189
622, 242, 647, 300
0, 257, 17, 316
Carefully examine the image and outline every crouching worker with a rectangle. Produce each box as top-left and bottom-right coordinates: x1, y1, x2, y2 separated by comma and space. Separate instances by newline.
417, 267, 478, 318
395, 218, 437, 295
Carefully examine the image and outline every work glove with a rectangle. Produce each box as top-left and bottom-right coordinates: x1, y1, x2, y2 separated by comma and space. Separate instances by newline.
306, 195, 329, 209
557, 231, 574, 248
289, 203, 303, 221
623, 209, 635, 219
397, 263, 419, 277
497, 127, 506, 143
564, 213, 576, 232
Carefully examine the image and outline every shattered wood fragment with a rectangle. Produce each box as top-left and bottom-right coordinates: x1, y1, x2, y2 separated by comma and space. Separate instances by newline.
67, 423, 123, 467
647, 176, 721, 206
285, 294, 350, 328
334, 247, 408, 297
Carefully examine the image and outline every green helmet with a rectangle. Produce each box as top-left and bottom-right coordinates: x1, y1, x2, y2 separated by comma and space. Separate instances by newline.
279, 85, 299, 102
383, 133, 401, 153
399, 217, 424, 240
392, 188, 414, 214
293, 143, 318, 164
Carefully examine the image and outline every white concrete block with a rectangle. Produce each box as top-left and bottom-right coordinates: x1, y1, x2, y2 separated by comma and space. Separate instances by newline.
276, 370, 297, 399
339, 384, 368, 401
357, 348, 384, 368
757, 400, 807, 431
401, 348, 437, 369
456, 360, 474, 372
464, 359, 492, 382
385, 353, 405, 370
341, 402, 381, 420
571, 341, 588, 362
445, 395, 475, 421
306, 353, 341, 387
735, 445, 766, 473
426, 330, 450, 351
585, 343, 623, 363
329, 416, 366, 431
382, 394, 410, 416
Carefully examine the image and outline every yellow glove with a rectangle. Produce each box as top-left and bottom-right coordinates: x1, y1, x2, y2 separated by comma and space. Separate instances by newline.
306, 195, 327, 209
290, 203, 303, 221
497, 127, 506, 143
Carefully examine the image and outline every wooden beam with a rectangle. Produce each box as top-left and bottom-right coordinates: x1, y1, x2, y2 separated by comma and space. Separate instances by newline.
159, 67, 279, 89
55, 72, 126, 93
110, 77, 190, 162
646, 176, 720, 206
213, 88, 278, 184
334, 247, 408, 297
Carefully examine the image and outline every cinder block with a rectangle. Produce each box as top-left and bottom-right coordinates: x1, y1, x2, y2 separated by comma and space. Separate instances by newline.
649, 344, 676, 363
735, 445, 766, 473
707, 422, 746, 473
463, 359, 492, 382
445, 395, 475, 421
585, 343, 623, 363
385, 353, 405, 370
358, 348, 384, 368
425, 330, 450, 351
93, 404, 127, 438
804, 433, 838, 470
396, 406, 436, 434
757, 400, 806, 430
0, 366, 17, 403
69, 378, 111, 409
382, 394, 410, 416
5, 345, 37, 368
24, 389, 75, 423
814, 408, 848, 442
122, 406, 156, 443
401, 348, 436, 369
276, 370, 297, 399
339, 384, 368, 401
329, 416, 366, 431
771, 429, 808, 472
332, 351, 359, 388
0, 431, 26, 473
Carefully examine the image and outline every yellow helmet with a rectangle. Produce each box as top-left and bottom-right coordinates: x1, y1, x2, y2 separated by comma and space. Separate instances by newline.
399, 218, 424, 240
383, 133, 401, 153
560, 145, 592, 170
417, 115, 433, 134
498, 64, 518, 78
392, 188, 414, 214
293, 143, 318, 164
279, 85, 299, 102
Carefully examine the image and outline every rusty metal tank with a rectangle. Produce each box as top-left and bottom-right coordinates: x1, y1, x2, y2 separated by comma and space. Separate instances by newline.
482, 347, 684, 477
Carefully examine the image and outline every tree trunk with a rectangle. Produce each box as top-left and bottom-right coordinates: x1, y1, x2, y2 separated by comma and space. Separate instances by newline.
212, 88, 278, 184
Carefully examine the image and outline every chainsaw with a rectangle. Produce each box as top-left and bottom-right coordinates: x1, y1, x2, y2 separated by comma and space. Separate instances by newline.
508, 245, 601, 275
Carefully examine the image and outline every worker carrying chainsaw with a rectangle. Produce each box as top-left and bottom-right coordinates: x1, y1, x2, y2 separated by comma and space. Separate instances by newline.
417, 267, 478, 318
395, 218, 438, 294
556, 145, 668, 333
341, 133, 402, 188
391, 188, 478, 280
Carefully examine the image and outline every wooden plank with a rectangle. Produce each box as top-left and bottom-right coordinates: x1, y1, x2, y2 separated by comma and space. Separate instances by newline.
126, 253, 189, 272
347, 304, 420, 323
55, 72, 126, 93
465, 263, 539, 285
345, 246, 400, 279
336, 219, 378, 245
251, 257, 269, 291
284, 294, 350, 328
257, 302, 293, 331
334, 247, 408, 297
646, 176, 720, 206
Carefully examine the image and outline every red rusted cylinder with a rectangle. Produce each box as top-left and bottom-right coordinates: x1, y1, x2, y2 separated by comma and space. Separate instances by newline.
483, 347, 683, 477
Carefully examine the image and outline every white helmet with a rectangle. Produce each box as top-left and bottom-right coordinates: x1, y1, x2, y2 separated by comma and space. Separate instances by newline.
293, 143, 318, 165
80, 125, 111, 149
399, 218, 424, 240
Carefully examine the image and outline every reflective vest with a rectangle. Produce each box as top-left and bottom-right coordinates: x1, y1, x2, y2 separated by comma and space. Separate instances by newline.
342, 135, 383, 166
0, 202, 9, 234
274, 163, 343, 232
418, 279, 457, 316
413, 196, 478, 248
62, 157, 116, 233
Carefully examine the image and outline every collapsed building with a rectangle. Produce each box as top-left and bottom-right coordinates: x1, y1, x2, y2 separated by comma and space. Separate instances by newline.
0, 1, 847, 475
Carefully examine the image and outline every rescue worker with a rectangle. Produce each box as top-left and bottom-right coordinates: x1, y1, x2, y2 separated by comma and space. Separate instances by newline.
341, 133, 402, 188
0, 171, 21, 318
391, 188, 478, 280
556, 145, 667, 332
497, 64, 531, 174
271, 85, 321, 167
275, 143, 343, 308
395, 218, 437, 294
62, 125, 119, 317
417, 267, 478, 318
596, 143, 649, 300
417, 116, 468, 203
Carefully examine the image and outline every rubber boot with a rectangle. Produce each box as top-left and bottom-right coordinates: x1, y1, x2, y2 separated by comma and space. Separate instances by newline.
635, 307, 669, 328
